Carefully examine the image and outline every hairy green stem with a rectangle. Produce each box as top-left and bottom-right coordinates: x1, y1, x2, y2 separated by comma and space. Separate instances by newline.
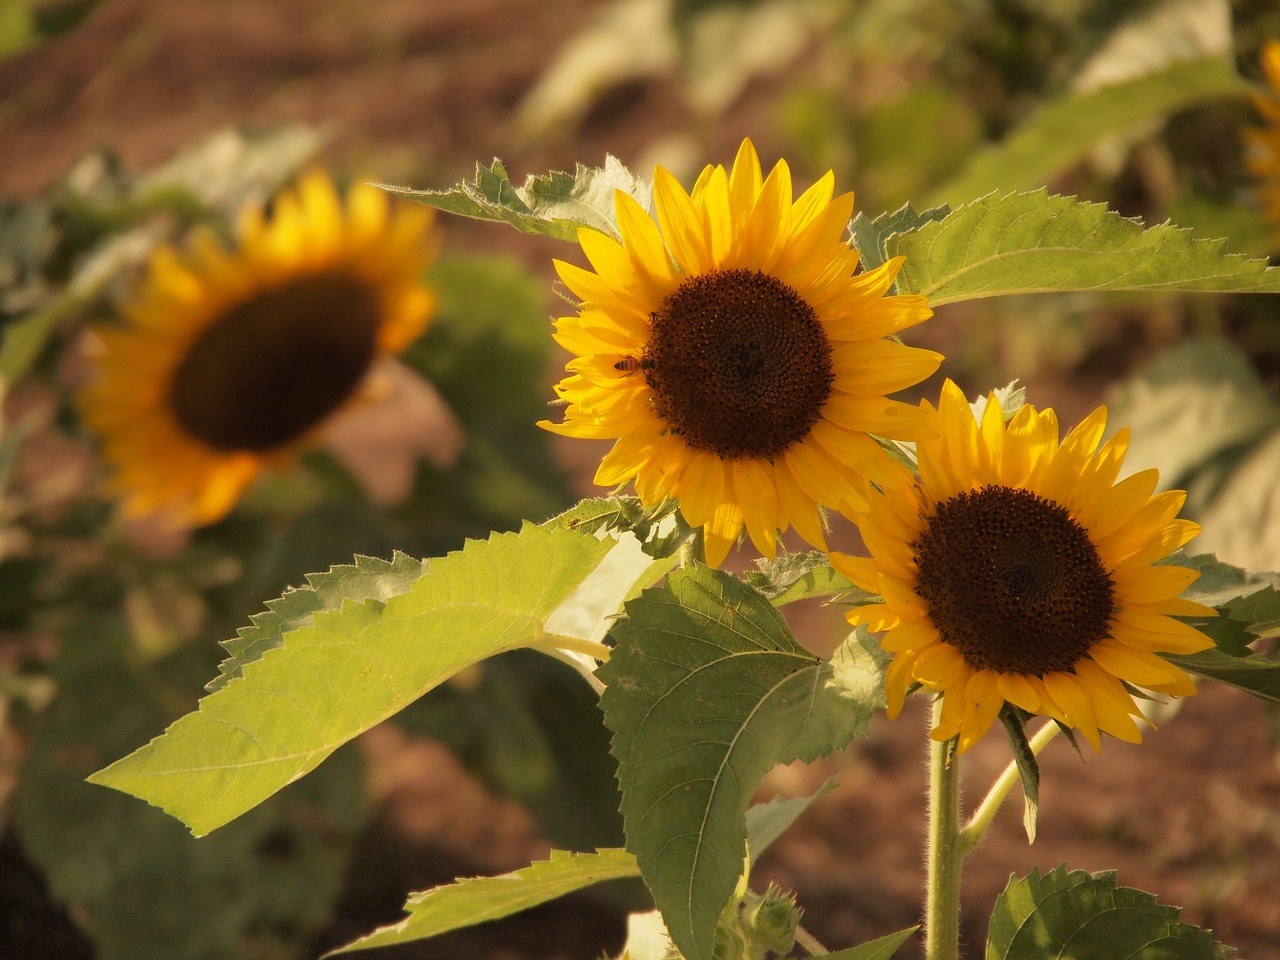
957, 721, 1060, 858
538, 632, 612, 662
925, 706, 961, 960
793, 922, 828, 956
535, 633, 610, 695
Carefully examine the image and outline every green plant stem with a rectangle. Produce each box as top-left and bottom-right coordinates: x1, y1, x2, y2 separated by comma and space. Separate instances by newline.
536, 634, 610, 695
793, 923, 828, 956
678, 535, 701, 568
925, 705, 961, 960
538, 632, 612, 662
957, 721, 1060, 858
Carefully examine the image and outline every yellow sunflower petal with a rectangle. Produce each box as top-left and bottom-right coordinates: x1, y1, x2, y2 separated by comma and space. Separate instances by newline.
1110, 609, 1215, 654
881, 617, 942, 654
1042, 672, 1102, 752
931, 667, 971, 741
884, 647, 924, 718
733, 458, 779, 558
913, 641, 968, 686
1087, 638, 1195, 691
954, 669, 1003, 754
703, 501, 744, 567
1111, 562, 1202, 604
654, 166, 711, 275
1073, 659, 1144, 744
996, 671, 1042, 713
676, 451, 727, 527
775, 456, 829, 551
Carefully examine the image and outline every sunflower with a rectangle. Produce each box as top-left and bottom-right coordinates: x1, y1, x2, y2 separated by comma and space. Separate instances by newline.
1245, 39, 1280, 240
538, 138, 941, 566
830, 380, 1217, 754
79, 170, 439, 526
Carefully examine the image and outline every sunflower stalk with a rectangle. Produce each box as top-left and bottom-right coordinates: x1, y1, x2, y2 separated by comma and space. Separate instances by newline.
925, 708, 962, 960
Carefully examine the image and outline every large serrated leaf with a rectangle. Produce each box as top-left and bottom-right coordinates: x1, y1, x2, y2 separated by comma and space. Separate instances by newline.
889, 190, 1280, 306
848, 203, 950, 274
377, 156, 651, 242
927, 57, 1251, 207
598, 568, 887, 960
211, 551, 427, 691
1179, 554, 1280, 611
1158, 562, 1280, 702
821, 927, 920, 960
324, 848, 641, 956
987, 865, 1236, 960
89, 523, 617, 836
1167, 649, 1280, 705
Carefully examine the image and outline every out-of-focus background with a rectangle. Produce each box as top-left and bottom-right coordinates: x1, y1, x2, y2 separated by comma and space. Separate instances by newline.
3, 1, 1280, 958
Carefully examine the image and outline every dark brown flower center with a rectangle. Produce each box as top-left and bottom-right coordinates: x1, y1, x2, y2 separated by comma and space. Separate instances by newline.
169, 272, 382, 452
641, 269, 833, 460
912, 485, 1116, 676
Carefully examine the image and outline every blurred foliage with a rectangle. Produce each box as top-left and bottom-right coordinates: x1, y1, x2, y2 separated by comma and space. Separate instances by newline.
0, 126, 593, 958
0, 0, 100, 56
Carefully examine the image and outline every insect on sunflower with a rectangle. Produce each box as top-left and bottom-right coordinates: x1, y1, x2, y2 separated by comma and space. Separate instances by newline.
79, 170, 439, 526
830, 380, 1217, 754
538, 138, 942, 566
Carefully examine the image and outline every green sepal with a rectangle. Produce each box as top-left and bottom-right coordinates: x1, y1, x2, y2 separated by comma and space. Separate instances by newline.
997, 707, 1040, 844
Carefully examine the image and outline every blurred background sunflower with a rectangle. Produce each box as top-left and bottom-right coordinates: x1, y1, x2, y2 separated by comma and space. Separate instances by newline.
79, 170, 440, 527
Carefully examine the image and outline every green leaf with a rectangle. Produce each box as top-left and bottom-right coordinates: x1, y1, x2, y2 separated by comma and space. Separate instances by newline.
987, 865, 1236, 960
546, 495, 695, 560
1179, 554, 1280, 612
377, 156, 651, 243
1167, 649, 1280, 706
927, 57, 1252, 208
997, 708, 1040, 844
210, 551, 427, 691
599, 568, 886, 960
1176, 558, 1280, 656
889, 191, 1280, 307
1161, 562, 1280, 702
849, 203, 950, 275
743, 779, 840, 866
745, 551, 865, 606
1223, 585, 1280, 641
820, 926, 920, 960
323, 848, 641, 956
89, 523, 616, 836
545, 523, 679, 648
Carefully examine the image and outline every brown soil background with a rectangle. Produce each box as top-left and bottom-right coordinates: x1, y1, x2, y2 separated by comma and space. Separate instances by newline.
3, 2, 1280, 958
